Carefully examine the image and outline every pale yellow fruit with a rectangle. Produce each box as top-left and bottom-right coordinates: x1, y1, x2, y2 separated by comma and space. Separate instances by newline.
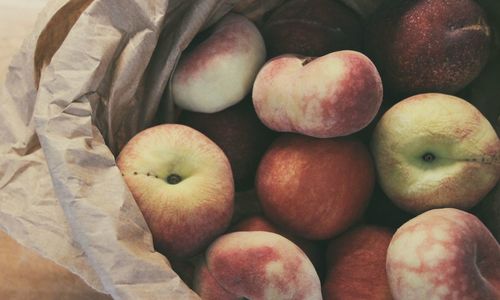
372, 93, 500, 213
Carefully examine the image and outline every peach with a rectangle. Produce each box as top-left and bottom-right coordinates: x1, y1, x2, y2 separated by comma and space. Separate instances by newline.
365, 0, 492, 96
262, 0, 363, 57
232, 215, 326, 279
116, 124, 234, 258
256, 134, 375, 240
172, 13, 266, 113
193, 258, 238, 299
231, 215, 279, 233
371, 93, 500, 214
179, 99, 276, 191
252, 50, 383, 138
386, 208, 500, 300
195, 231, 322, 299
323, 225, 394, 300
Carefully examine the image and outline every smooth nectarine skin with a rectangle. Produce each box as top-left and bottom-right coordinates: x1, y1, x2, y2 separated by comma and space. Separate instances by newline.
204, 231, 322, 299
256, 134, 375, 240
365, 0, 491, 96
179, 99, 276, 191
323, 226, 394, 300
386, 208, 500, 300
262, 0, 363, 57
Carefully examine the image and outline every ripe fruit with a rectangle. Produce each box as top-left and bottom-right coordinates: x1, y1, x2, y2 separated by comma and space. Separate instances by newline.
256, 134, 375, 240
365, 0, 492, 96
253, 50, 383, 138
194, 231, 322, 299
371, 93, 500, 213
323, 225, 393, 300
386, 208, 500, 300
172, 13, 266, 113
116, 124, 234, 258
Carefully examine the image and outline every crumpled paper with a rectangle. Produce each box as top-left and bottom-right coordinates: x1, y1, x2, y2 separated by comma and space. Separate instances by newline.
0, 0, 283, 298
1, 0, 498, 299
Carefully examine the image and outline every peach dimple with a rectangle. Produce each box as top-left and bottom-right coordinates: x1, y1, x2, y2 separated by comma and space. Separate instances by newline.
371, 93, 500, 213
116, 124, 234, 259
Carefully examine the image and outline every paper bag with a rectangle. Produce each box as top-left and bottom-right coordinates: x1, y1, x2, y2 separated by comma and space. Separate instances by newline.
0, 0, 498, 299
0, 0, 281, 298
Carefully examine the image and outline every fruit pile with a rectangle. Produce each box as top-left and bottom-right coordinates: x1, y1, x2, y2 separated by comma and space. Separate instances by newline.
116, 0, 500, 299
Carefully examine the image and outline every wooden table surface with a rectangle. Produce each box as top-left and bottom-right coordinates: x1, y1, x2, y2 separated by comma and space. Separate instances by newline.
0, 0, 47, 83
0, 1, 112, 298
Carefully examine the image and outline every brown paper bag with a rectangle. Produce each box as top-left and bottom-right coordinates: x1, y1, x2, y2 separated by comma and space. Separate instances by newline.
0, 0, 281, 299
1, 0, 497, 299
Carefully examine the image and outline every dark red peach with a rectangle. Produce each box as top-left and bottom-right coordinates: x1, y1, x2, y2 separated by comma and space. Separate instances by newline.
262, 0, 363, 57
365, 0, 492, 96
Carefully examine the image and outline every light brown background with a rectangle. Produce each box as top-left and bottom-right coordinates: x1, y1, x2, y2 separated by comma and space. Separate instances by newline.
0, 1, 110, 298
0, 0, 47, 82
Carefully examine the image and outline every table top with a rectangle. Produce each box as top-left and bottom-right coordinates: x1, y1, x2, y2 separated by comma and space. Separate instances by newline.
0, 0, 47, 83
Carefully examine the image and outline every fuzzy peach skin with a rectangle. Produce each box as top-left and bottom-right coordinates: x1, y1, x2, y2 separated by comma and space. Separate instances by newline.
193, 258, 238, 300
116, 124, 234, 258
371, 93, 500, 214
256, 134, 375, 240
232, 215, 326, 279
386, 208, 500, 300
172, 13, 266, 113
252, 50, 383, 138
196, 231, 322, 300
